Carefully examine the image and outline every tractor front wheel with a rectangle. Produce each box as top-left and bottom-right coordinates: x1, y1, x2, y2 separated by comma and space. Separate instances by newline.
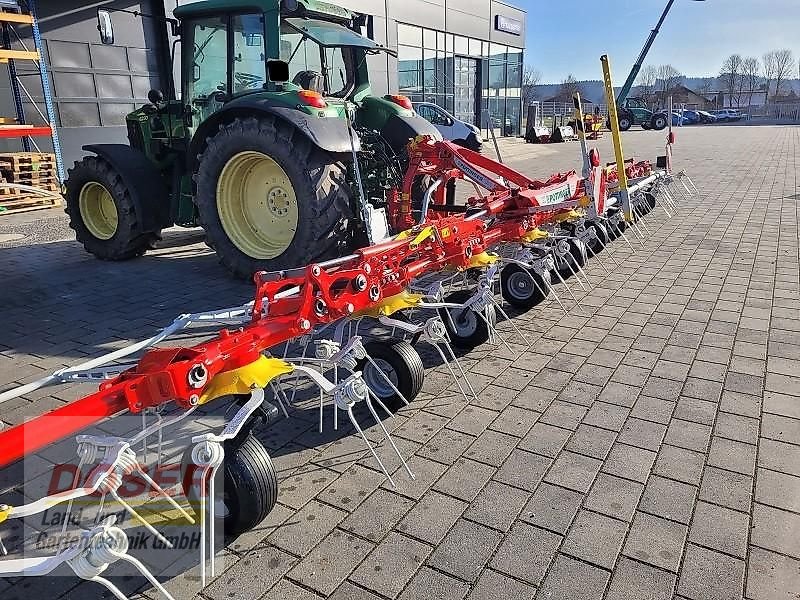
64, 156, 159, 260
195, 116, 352, 279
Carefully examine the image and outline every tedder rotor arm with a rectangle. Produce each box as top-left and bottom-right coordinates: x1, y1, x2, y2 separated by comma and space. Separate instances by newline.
0, 137, 589, 470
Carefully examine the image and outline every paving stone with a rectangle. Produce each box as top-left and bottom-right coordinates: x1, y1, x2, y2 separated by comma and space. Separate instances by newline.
664, 418, 712, 452
724, 371, 764, 396
488, 405, 538, 438
629, 395, 675, 425
564, 423, 617, 459
269, 499, 347, 556
652, 359, 691, 381
432, 458, 495, 502
329, 582, 384, 600
397, 567, 469, 600
417, 428, 474, 465
427, 519, 502, 583
761, 413, 800, 445
321, 464, 387, 512
535, 556, 612, 600
707, 436, 756, 476
204, 546, 296, 600
653, 444, 705, 485
602, 443, 657, 484
447, 405, 499, 437
542, 450, 602, 493
462, 429, 517, 467
520, 481, 584, 534
714, 411, 759, 445
464, 481, 529, 532
682, 376, 724, 401
397, 491, 467, 545
673, 396, 718, 426
288, 529, 374, 596
264, 580, 323, 600
757, 438, 800, 477
493, 449, 551, 491
747, 546, 800, 600
490, 522, 561, 586
688, 501, 749, 559
699, 466, 753, 512
583, 401, 630, 431
605, 557, 676, 600
678, 544, 744, 600
755, 467, 800, 513
540, 400, 587, 430
518, 422, 570, 457
383, 456, 448, 501
584, 473, 644, 522
350, 532, 431, 599
561, 509, 627, 569
466, 569, 536, 600
622, 512, 687, 572
751, 503, 800, 560
763, 391, 800, 419
639, 474, 697, 524
617, 417, 667, 451
340, 489, 415, 542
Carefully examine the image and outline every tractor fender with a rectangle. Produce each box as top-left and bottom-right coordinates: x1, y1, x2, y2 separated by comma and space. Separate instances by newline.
378, 113, 442, 153
188, 103, 360, 173
82, 144, 170, 231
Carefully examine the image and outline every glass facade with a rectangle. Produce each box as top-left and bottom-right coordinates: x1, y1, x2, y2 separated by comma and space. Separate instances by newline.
397, 23, 523, 137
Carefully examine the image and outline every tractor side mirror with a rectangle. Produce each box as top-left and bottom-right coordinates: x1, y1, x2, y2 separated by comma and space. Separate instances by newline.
97, 9, 114, 45
267, 59, 290, 83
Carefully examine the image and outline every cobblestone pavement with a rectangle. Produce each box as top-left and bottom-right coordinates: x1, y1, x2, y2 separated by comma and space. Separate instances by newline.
0, 125, 798, 599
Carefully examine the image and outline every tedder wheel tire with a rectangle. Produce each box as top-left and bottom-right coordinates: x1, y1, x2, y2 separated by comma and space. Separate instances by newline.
356, 340, 424, 411
586, 222, 610, 257
500, 263, 550, 310
644, 191, 657, 210
181, 432, 277, 536
557, 238, 588, 278
195, 116, 352, 279
64, 156, 158, 260
438, 289, 496, 350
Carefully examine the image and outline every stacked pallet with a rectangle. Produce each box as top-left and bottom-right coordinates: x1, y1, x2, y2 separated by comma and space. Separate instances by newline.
0, 152, 61, 213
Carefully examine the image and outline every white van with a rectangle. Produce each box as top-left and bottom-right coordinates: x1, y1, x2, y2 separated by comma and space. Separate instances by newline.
413, 102, 482, 152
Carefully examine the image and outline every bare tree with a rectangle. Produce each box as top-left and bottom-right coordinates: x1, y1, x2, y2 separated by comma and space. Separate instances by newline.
742, 57, 761, 108
636, 65, 658, 105
655, 64, 683, 105
555, 74, 583, 102
521, 66, 542, 107
763, 50, 777, 100
697, 79, 714, 99
773, 49, 795, 98
720, 54, 743, 107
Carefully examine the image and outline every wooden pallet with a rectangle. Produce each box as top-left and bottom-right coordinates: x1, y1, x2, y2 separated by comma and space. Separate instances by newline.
0, 151, 54, 165
1, 173, 58, 184
0, 182, 60, 196
0, 193, 61, 214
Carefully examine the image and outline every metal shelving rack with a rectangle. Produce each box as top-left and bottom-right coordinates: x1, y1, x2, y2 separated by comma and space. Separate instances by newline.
0, 0, 64, 182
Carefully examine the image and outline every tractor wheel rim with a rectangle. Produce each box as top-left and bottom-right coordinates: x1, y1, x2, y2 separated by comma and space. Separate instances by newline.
217, 151, 299, 260
363, 358, 398, 398
78, 181, 118, 240
507, 269, 536, 301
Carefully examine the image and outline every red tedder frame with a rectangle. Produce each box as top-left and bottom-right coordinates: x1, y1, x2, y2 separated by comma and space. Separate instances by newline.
0, 137, 590, 469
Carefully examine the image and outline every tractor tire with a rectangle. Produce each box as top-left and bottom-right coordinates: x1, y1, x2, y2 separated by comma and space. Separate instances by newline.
356, 340, 425, 411
651, 114, 668, 131
64, 156, 159, 260
195, 116, 352, 279
618, 116, 633, 131
181, 433, 278, 536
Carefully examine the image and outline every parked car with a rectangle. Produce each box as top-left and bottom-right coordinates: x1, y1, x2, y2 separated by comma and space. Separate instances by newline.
711, 109, 743, 122
680, 110, 702, 125
696, 110, 717, 123
413, 102, 482, 151
669, 111, 688, 126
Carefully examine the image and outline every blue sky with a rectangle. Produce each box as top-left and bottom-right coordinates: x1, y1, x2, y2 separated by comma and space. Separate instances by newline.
517, 0, 800, 83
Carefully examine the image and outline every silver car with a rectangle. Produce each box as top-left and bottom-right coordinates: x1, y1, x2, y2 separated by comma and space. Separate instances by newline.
412, 102, 482, 152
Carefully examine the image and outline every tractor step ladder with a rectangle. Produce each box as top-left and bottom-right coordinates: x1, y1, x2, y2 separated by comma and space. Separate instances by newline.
0, 0, 64, 183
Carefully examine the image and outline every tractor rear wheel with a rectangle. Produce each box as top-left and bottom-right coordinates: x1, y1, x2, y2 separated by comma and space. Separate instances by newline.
195, 116, 352, 279
64, 156, 159, 260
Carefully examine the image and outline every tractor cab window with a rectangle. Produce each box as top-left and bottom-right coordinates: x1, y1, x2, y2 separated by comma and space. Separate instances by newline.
232, 14, 266, 94
186, 16, 228, 122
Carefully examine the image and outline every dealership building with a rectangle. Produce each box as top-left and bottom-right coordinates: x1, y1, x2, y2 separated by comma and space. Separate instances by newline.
1, 0, 525, 167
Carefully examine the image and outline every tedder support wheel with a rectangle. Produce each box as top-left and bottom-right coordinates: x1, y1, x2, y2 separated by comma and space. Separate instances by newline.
438, 289, 496, 350
195, 116, 352, 279
556, 238, 588, 279
356, 339, 425, 411
586, 221, 610, 257
181, 432, 277, 536
500, 263, 550, 310
64, 156, 159, 260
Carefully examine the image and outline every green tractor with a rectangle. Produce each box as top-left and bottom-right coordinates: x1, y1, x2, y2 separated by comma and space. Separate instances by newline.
617, 97, 668, 132
65, 0, 440, 278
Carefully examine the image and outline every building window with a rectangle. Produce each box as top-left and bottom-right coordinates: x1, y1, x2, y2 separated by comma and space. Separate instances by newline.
396, 23, 524, 136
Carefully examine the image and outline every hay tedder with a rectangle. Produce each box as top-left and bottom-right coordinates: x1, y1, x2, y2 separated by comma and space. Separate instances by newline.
0, 56, 699, 599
